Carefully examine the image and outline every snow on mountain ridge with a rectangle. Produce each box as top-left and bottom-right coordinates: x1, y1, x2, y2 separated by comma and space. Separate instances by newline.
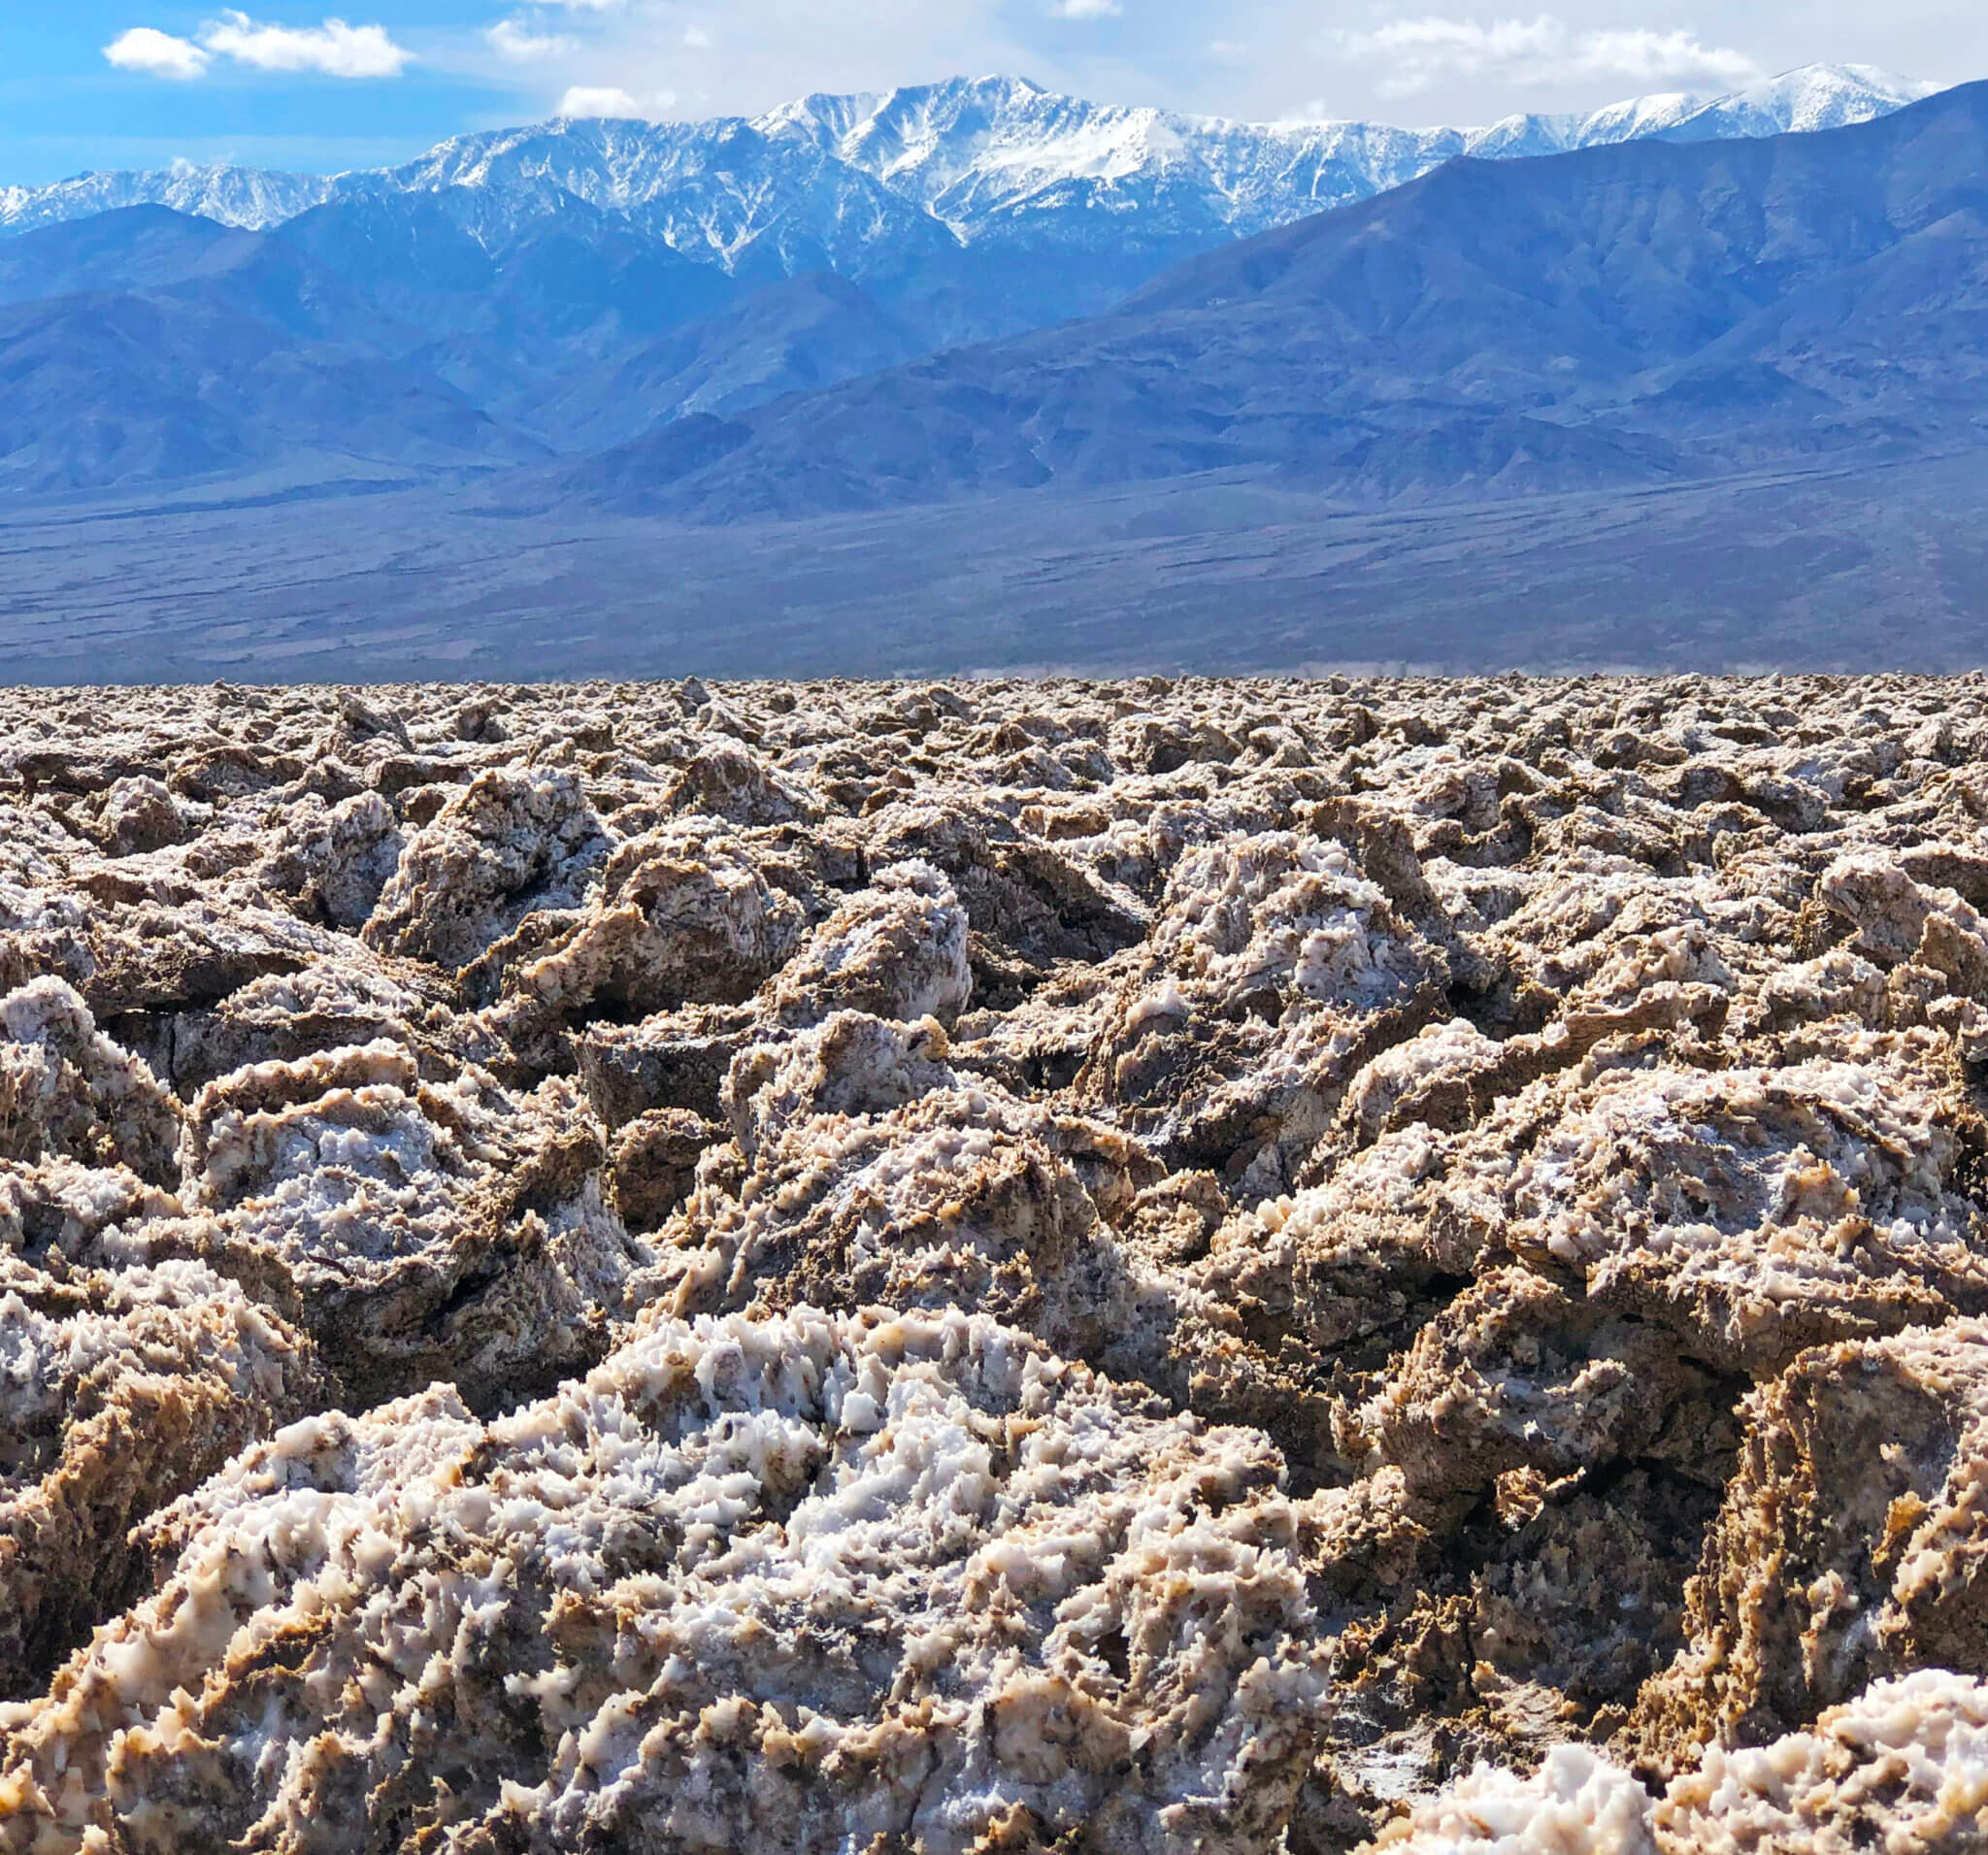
1659, 62, 1939, 141
0, 63, 1944, 268
0, 162, 337, 237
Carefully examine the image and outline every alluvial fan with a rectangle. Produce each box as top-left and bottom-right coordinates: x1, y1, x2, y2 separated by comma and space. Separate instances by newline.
2, 674, 1988, 1852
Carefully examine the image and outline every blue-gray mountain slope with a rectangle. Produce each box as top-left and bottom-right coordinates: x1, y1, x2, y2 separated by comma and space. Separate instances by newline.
0, 196, 753, 488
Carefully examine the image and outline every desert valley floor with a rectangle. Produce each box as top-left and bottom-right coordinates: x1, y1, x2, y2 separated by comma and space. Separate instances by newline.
2, 675, 1987, 1852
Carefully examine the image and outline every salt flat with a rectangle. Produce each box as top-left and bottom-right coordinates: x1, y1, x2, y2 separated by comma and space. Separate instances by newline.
2, 674, 1987, 1852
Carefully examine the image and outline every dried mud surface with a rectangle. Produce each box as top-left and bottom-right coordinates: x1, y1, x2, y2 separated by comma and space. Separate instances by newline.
2, 675, 1988, 1852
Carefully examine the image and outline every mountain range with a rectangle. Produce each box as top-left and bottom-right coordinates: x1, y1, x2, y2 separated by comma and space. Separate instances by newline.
0, 64, 1951, 492
1, 64, 1986, 676
2, 66, 1932, 244
0, 64, 1936, 331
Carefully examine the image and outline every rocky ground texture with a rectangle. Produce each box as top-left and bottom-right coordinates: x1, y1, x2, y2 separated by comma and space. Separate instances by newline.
1, 675, 1987, 1852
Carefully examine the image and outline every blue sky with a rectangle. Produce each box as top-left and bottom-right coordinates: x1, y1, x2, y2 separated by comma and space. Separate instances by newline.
4, 1, 1982, 185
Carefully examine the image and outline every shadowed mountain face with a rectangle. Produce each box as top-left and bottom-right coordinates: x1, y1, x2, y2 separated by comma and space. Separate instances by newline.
520, 274, 926, 450
0, 256, 548, 493
0, 318, 545, 493
0, 208, 261, 306
566, 82, 1988, 519
0, 196, 755, 488
0, 179, 1186, 489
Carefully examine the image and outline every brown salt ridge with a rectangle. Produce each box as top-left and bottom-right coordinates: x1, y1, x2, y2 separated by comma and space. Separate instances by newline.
0, 675, 1985, 1851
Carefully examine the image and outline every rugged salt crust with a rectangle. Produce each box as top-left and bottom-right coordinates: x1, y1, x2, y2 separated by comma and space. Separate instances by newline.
3, 675, 1988, 1850
0, 1253, 322, 1704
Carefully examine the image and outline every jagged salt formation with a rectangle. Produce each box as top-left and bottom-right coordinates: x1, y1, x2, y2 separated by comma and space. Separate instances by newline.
0, 675, 1986, 1852
3, 1308, 1326, 1854
1379, 1670, 1988, 1851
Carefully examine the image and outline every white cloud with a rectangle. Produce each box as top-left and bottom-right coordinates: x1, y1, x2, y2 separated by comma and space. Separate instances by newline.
683, 25, 712, 49
104, 26, 213, 80
1573, 26, 1759, 85
1052, 0, 1122, 16
558, 83, 678, 118
535, 0, 628, 10
1331, 15, 1760, 99
488, 18, 579, 61
199, 12, 414, 79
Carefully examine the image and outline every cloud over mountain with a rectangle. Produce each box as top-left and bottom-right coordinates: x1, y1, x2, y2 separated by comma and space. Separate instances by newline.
1331, 16, 1762, 99
102, 12, 413, 83
103, 28, 213, 82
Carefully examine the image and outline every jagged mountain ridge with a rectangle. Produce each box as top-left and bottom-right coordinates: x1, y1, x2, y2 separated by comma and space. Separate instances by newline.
0, 64, 1938, 274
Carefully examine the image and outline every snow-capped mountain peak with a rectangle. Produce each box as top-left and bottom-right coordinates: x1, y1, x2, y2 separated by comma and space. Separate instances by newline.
1656, 62, 1940, 142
